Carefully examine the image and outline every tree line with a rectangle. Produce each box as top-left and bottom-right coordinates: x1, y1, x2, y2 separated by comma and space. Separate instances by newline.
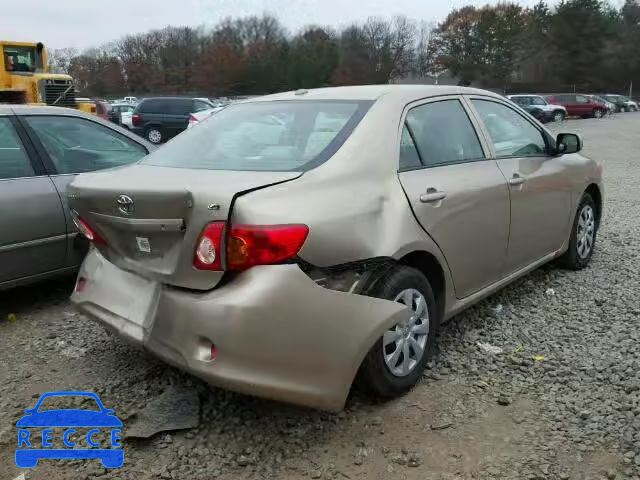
48, 0, 640, 98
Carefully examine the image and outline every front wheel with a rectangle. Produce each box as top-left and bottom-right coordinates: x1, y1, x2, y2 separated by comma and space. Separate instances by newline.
359, 266, 438, 398
558, 193, 598, 270
553, 110, 565, 122
620, 106, 626, 113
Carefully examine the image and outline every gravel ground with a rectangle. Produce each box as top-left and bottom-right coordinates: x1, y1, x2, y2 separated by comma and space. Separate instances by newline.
1, 115, 639, 480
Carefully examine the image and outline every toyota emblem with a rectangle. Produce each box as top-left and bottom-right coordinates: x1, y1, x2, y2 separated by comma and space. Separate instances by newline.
116, 195, 134, 215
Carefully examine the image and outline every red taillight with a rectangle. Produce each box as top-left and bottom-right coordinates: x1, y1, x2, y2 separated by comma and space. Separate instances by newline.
132, 114, 142, 126
71, 213, 106, 245
193, 222, 225, 270
227, 224, 309, 271
188, 114, 198, 127
193, 223, 309, 271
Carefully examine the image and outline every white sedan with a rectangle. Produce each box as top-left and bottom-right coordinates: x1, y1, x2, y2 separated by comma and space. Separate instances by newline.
188, 106, 226, 129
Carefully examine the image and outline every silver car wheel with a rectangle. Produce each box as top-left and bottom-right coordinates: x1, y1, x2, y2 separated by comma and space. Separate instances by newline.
147, 129, 162, 144
577, 205, 595, 259
383, 288, 429, 377
553, 111, 564, 122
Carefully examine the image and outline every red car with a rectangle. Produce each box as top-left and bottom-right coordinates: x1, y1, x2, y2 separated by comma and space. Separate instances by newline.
545, 94, 608, 119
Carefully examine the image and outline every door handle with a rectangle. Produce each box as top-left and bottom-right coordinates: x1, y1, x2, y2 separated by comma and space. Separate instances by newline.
419, 188, 447, 203
508, 173, 526, 186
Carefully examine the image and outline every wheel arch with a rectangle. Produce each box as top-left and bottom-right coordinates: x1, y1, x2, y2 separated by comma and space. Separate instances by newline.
585, 183, 602, 228
397, 250, 446, 324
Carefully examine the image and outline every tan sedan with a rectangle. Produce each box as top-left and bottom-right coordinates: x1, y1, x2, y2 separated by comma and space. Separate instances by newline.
68, 85, 603, 411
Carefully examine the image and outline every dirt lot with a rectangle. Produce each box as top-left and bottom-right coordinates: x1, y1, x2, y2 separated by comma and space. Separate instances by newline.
1, 115, 639, 480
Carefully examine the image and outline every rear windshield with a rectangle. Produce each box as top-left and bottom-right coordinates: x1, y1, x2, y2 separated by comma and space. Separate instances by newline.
142, 100, 371, 172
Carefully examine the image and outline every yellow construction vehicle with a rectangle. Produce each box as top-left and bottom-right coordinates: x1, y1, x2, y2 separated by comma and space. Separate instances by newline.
0, 40, 77, 107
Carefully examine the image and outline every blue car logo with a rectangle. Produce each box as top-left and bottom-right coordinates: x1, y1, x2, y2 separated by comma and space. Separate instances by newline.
15, 391, 123, 468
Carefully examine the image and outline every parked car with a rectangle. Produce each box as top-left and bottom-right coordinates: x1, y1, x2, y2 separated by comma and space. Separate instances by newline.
108, 102, 136, 127
131, 97, 216, 144
187, 106, 226, 129
123, 96, 138, 104
600, 94, 638, 112
0, 105, 153, 290
94, 100, 112, 121
69, 85, 603, 411
507, 94, 567, 122
546, 93, 609, 118
590, 95, 616, 115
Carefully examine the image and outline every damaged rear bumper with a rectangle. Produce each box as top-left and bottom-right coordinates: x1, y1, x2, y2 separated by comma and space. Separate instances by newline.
71, 249, 409, 411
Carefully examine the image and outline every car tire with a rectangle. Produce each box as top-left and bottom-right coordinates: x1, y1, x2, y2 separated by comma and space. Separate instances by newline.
593, 109, 604, 119
359, 265, 438, 398
620, 106, 626, 113
553, 110, 565, 122
146, 127, 163, 144
558, 193, 598, 270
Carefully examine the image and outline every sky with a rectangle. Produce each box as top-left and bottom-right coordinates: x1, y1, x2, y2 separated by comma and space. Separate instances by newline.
2, 0, 570, 50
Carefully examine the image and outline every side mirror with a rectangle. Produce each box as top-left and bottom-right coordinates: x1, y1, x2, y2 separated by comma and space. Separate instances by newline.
556, 133, 582, 155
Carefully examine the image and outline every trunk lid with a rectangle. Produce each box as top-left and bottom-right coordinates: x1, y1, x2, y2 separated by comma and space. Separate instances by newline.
68, 164, 302, 290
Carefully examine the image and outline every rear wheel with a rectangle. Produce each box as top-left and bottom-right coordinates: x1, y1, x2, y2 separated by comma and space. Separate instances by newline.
146, 127, 163, 144
558, 193, 597, 270
593, 109, 604, 119
359, 266, 438, 398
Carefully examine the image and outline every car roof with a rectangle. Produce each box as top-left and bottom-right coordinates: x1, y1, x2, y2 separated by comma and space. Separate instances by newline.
508, 94, 541, 97
250, 85, 501, 103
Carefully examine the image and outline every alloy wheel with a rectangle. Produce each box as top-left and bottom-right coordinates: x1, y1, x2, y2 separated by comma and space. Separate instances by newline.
383, 289, 429, 377
147, 129, 162, 144
577, 205, 596, 259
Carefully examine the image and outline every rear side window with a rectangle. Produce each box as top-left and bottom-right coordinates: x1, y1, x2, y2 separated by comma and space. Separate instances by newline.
24, 116, 148, 174
166, 100, 192, 115
0, 117, 34, 179
139, 99, 166, 114
403, 99, 484, 168
142, 100, 371, 172
576, 95, 589, 104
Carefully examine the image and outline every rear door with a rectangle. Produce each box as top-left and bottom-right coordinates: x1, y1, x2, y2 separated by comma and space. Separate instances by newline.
467, 96, 572, 274
397, 96, 510, 298
19, 114, 149, 268
0, 115, 67, 285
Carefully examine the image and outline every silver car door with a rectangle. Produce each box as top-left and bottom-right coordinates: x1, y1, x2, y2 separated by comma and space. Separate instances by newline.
0, 115, 67, 286
397, 96, 510, 299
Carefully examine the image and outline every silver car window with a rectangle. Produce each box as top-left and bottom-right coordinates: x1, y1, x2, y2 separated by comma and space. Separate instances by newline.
405, 99, 484, 168
0, 117, 34, 179
472, 100, 547, 157
24, 116, 147, 175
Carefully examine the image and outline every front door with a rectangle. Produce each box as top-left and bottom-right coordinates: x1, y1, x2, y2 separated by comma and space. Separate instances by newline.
0, 116, 66, 285
468, 97, 572, 274
397, 97, 510, 299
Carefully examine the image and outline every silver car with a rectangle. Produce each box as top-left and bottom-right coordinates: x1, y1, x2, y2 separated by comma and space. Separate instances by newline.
0, 105, 152, 290
69, 86, 603, 411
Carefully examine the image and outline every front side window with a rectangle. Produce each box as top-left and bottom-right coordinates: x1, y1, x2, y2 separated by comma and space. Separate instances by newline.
404, 99, 484, 168
0, 118, 34, 179
3, 45, 36, 72
143, 100, 370, 172
25, 116, 147, 174
531, 97, 546, 106
472, 99, 547, 157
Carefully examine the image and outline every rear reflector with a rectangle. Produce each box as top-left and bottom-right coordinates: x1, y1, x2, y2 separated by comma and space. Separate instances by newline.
193, 223, 309, 272
71, 212, 106, 245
